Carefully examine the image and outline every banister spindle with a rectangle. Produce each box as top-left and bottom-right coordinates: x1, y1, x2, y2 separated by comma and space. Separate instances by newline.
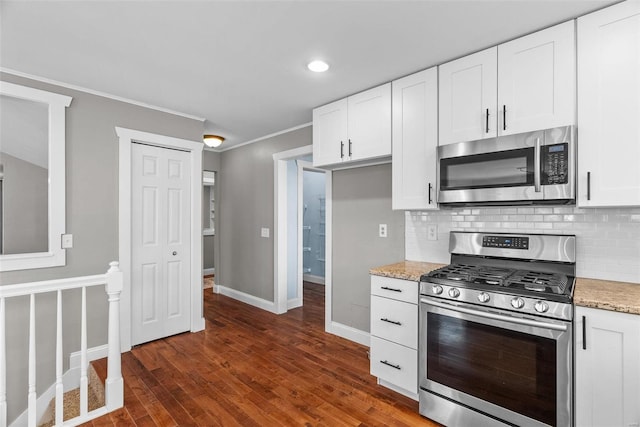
105, 261, 124, 410
28, 294, 36, 427
0, 297, 6, 427
55, 290, 64, 425
80, 286, 88, 417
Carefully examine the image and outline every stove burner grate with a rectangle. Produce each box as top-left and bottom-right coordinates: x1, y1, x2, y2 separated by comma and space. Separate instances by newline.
427, 264, 571, 295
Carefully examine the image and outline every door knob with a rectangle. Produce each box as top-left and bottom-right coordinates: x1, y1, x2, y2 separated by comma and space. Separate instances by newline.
172, 251, 177, 256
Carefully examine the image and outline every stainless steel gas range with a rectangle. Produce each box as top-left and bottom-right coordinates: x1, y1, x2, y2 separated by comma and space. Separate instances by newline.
419, 231, 576, 427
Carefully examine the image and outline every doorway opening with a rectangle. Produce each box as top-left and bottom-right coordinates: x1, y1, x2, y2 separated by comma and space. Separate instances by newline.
203, 171, 215, 291
273, 145, 332, 331
293, 161, 326, 310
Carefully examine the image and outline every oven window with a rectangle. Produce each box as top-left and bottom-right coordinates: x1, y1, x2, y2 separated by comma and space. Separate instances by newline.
427, 312, 556, 426
440, 148, 534, 190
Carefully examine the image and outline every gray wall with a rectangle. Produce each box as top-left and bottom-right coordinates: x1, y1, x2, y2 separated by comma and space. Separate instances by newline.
0, 152, 48, 254
0, 73, 203, 423
218, 126, 311, 300
332, 164, 404, 332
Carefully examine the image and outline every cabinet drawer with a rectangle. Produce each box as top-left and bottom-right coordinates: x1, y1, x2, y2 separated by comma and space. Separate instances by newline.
370, 336, 417, 394
371, 275, 418, 304
371, 296, 418, 349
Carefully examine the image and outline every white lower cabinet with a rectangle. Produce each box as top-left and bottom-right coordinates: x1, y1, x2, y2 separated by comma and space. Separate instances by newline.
575, 306, 640, 427
370, 275, 418, 398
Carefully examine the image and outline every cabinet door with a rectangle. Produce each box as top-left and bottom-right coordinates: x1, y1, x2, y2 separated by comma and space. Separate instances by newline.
347, 83, 391, 161
392, 68, 438, 210
578, 1, 640, 207
498, 20, 575, 136
575, 307, 640, 427
438, 47, 497, 145
312, 98, 348, 167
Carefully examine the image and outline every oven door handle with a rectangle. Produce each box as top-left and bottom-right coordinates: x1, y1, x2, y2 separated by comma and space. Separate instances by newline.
421, 298, 568, 332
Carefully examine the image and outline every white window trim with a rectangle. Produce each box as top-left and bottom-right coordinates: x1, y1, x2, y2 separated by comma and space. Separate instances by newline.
0, 81, 72, 271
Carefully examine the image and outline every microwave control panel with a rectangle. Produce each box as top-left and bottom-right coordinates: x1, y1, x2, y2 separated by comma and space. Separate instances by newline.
542, 143, 569, 185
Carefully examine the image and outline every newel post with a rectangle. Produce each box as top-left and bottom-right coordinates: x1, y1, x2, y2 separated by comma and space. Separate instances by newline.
105, 261, 124, 410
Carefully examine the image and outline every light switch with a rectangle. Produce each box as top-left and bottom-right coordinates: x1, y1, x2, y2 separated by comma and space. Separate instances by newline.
379, 224, 387, 238
61, 234, 73, 249
261, 227, 270, 238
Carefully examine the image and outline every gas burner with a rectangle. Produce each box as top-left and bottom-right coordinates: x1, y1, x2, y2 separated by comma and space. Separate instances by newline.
505, 271, 569, 294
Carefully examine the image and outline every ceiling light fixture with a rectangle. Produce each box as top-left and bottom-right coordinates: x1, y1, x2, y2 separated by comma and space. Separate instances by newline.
203, 134, 225, 148
307, 60, 329, 73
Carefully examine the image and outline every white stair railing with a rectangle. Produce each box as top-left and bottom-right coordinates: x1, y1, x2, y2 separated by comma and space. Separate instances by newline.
0, 262, 124, 427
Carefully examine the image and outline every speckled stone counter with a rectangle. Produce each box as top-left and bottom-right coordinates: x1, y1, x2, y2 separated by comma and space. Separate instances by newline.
575, 277, 640, 315
369, 261, 446, 282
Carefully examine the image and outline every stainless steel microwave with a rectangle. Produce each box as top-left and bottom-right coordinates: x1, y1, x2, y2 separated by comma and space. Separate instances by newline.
437, 126, 575, 206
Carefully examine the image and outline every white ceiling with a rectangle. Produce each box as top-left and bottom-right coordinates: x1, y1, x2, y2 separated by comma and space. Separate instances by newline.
0, 0, 619, 150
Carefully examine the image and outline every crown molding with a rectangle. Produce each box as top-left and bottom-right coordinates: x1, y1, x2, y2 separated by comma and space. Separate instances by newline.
0, 67, 206, 122
213, 122, 312, 153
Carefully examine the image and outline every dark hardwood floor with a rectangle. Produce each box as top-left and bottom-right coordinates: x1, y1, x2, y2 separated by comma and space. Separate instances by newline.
86, 282, 439, 426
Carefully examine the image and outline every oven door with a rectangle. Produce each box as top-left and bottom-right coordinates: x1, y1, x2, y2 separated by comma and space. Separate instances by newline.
419, 296, 572, 427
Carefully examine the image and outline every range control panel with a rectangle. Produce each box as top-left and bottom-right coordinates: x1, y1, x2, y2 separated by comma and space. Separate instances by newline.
482, 235, 529, 250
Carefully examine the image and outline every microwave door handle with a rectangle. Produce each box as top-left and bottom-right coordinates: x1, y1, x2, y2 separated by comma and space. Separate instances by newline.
421, 297, 567, 332
534, 137, 542, 193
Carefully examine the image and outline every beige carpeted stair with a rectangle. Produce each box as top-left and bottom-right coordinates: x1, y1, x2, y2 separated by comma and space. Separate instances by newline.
38, 364, 105, 427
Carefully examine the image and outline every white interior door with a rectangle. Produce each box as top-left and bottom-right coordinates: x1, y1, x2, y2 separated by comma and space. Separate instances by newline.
131, 142, 191, 345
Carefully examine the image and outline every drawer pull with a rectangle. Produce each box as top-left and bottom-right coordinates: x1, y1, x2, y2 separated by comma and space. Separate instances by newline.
380, 318, 402, 326
380, 286, 402, 293
380, 360, 401, 370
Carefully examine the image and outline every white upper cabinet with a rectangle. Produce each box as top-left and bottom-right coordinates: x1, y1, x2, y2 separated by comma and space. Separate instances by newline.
392, 67, 438, 210
578, 0, 640, 207
438, 48, 497, 145
498, 20, 576, 135
312, 98, 348, 167
313, 83, 391, 168
438, 21, 575, 146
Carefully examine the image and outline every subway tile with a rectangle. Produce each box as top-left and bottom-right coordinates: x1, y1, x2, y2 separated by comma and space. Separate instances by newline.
517, 208, 535, 214
526, 215, 543, 222
535, 207, 554, 214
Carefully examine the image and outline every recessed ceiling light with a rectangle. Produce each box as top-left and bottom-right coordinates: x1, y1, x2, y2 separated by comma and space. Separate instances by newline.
307, 60, 329, 73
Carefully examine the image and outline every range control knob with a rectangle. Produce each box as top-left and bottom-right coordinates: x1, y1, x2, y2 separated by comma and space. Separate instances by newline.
534, 301, 549, 313
448, 288, 460, 298
432, 285, 443, 295
511, 297, 525, 309
477, 292, 490, 303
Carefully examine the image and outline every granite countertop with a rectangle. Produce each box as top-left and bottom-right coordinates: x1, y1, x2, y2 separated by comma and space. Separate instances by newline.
369, 261, 446, 282
574, 277, 640, 315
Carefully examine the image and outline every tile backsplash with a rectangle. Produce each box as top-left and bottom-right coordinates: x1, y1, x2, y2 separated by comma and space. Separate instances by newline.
406, 206, 640, 284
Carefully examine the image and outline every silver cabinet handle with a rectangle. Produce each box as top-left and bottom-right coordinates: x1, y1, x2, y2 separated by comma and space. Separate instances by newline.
380, 318, 402, 326
534, 137, 541, 193
380, 286, 401, 293
380, 360, 401, 370
587, 172, 591, 201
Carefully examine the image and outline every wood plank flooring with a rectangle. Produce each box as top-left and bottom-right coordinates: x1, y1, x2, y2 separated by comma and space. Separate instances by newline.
86, 282, 439, 426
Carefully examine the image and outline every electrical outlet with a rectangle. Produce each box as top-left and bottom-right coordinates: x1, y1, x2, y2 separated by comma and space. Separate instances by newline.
61, 234, 73, 249
379, 224, 387, 238
427, 224, 437, 241
261, 227, 270, 238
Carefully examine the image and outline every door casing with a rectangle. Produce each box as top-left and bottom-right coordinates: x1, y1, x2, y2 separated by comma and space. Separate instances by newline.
116, 127, 204, 352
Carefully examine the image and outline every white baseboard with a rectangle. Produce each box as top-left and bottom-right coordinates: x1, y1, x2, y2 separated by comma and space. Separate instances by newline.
287, 297, 302, 310
214, 284, 278, 314
11, 344, 108, 427
326, 321, 370, 347
303, 274, 325, 285
203, 268, 215, 275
